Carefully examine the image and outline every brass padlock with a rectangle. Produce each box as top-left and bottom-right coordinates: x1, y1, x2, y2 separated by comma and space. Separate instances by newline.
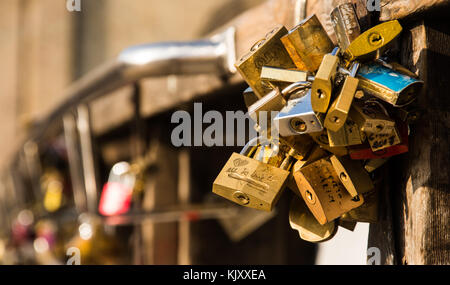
280, 135, 315, 161
289, 196, 337, 242
293, 156, 364, 225
366, 126, 401, 152
343, 20, 403, 63
311, 48, 340, 113
212, 150, 290, 212
310, 130, 349, 156
281, 14, 334, 72
327, 114, 366, 147
340, 189, 379, 223
324, 63, 360, 131
350, 101, 396, 135
330, 155, 374, 197
273, 90, 324, 136
356, 63, 423, 106
260, 66, 308, 90
243, 87, 259, 108
235, 25, 296, 98
330, 3, 361, 50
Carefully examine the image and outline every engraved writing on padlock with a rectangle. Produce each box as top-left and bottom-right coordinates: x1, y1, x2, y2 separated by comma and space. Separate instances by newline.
327, 115, 366, 147
330, 155, 374, 197
349, 121, 408, 159
281, 14, 334, 72
343, 20, 403, 63
289, 196, 337, 242
273, 90, 324, 136
330, 3, 361, 51
311, 50, 340, 113
212, 153, 290, 212
235, 25, 296, 98
356, 63, 423, 106
366, 126, 401, 152
293, 157, 364, 225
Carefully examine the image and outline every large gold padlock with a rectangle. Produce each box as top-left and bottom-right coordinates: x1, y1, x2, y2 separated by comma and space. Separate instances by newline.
212, 152, 290, 212
330, 3, 361, 51
289, 196, 337, 242
281, 14, 334, 72
293, 156, 364, 225
343, 20, 402, 63
311, 48, 340, 113
327, 114, 366, 147
330, 155, 374, 197
324, 63, 359, 131
235, 25, 296, 98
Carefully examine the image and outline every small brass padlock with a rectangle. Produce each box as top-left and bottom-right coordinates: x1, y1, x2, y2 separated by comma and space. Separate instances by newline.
235, 25, 296, 98
343, 20, 403, 63
327, 114, 366, 147
350, 101, 396, 135
293, 156, 364, 225
212, 150, 290, 212
311, 48, 340, 113
324, 63, 360, 131
289, 196, 337, 242
330, 155, 374, 197
281, 14, 334, 72
330, 3, 361, 51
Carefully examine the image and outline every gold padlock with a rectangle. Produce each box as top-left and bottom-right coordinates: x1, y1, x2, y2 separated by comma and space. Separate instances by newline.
327, 115, 366, 147
310, 130, 349, 156
340, 189, 379, 223
293, 156, 364, 225
350, 101, 396, 135
260, 66, 308, 90
280, 135, 315, 161
281, 14, 334, 72
311, 48, 340, 113
212, 151, 290, 212
324, 63, 359, 131
289, 196, 337, 242
330, 3, 361, 50
235, 25, 296, 98
330, 155, 374, 197
343, 20, 402, 63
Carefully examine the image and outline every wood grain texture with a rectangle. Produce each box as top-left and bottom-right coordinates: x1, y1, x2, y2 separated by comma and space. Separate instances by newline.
389, 20, 450, 265
380, 0, 450, 21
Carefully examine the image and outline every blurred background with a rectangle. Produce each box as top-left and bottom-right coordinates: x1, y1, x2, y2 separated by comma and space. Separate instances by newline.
0, 0, 369, 265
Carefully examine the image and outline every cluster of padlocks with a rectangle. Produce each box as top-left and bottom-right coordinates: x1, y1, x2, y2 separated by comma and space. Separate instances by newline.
212, 3, 423, 242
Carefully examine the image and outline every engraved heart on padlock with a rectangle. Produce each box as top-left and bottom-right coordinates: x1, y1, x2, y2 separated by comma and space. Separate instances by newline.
233, 158, 249, 167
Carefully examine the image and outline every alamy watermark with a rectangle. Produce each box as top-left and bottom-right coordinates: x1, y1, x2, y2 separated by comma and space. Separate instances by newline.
66, 0, 81, 12
66, 247, 81, 265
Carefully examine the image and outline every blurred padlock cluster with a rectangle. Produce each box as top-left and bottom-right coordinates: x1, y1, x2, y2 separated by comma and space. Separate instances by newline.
213, 3, 424, 243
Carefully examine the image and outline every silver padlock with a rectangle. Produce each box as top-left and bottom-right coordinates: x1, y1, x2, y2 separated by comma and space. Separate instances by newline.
273, 89, 324, 136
